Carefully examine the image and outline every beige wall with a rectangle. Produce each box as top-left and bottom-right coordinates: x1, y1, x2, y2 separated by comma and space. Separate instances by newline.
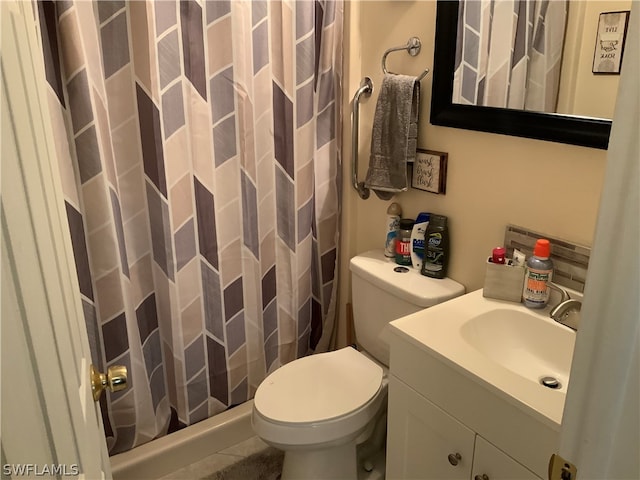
336, 1, 607, 348
559, 0, 630, 118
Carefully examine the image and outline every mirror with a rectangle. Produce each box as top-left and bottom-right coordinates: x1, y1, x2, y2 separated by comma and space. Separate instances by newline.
452, 0, 570, 114
431, 1, 616, 149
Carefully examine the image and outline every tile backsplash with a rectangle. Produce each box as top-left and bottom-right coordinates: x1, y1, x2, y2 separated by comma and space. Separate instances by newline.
504, 225, 591, 293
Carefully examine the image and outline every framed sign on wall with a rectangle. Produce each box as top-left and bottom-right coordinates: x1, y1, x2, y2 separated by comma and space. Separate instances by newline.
593, 10, 631, 74
410, 149, 448, 194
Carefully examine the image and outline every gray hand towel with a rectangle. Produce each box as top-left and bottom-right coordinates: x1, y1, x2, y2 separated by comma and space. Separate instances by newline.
365, 74, 420, 200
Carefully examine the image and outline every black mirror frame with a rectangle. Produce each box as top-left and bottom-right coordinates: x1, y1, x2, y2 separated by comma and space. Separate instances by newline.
430, 1, 611, 150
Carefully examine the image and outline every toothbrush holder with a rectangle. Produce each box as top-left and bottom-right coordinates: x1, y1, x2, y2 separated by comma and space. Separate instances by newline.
482, 258, 525, 303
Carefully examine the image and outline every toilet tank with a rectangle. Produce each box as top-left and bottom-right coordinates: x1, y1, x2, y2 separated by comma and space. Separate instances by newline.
350, 250, 465, 366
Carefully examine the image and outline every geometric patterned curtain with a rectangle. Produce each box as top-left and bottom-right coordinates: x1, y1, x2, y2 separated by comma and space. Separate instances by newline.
453, 0, 567, 112
36, 0, 342, 455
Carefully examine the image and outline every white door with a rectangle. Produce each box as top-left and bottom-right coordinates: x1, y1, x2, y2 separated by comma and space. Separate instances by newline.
1, 1, 113, 478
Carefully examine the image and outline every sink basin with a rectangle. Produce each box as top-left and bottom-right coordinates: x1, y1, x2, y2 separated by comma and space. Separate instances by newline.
460, 308, 574, 389
388, 289, 577, 427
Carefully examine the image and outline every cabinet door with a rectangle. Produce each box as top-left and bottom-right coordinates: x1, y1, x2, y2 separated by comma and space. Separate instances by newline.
472, 436, 541, 480
386, 375, 475, 479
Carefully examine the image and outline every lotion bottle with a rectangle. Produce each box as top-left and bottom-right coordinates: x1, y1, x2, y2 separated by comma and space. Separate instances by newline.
410, 212, 430, 269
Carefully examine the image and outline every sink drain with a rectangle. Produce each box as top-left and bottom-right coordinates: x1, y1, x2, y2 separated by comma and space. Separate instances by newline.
540, 376, 561, 389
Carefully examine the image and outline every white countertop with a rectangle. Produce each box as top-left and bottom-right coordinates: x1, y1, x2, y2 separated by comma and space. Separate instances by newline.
388, 289, 577, 429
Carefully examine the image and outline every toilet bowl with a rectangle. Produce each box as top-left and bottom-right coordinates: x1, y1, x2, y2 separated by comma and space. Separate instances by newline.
253, 347, 386, 479
252, 250, 465, 479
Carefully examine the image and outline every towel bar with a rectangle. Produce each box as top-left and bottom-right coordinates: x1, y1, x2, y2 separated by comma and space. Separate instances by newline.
381, 37, 430, 82
351, 77, 373, 199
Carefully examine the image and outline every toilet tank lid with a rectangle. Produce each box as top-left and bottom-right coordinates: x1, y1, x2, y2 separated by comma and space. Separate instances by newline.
350, 250, 465, 308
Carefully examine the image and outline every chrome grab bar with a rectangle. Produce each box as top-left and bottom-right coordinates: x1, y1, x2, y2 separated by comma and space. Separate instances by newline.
351, 77, 373, 199
351, 38, 428, 200
381, 37, 430, 82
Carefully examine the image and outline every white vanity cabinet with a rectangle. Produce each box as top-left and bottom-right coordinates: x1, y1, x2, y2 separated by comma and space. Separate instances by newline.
387, 375, 475, 479
386, 331, 560, 479
387, 376, 541, 480
471, 435, 540, 480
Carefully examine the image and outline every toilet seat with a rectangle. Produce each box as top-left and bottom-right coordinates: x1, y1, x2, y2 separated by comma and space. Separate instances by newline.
252, 347, 386, 447
254, 347, 383, 424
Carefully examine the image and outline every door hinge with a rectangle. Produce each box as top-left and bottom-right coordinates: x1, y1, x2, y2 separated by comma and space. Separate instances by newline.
549, 453, 578, 480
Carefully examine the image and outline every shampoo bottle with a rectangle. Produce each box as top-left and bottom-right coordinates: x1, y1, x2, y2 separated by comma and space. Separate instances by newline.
384, 203, 402, 257
522, 239, 554, 308
410, 212, 430, 269
421, 214, 449, 279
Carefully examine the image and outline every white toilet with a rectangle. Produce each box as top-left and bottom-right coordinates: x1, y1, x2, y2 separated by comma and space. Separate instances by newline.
252, 250, 465, 479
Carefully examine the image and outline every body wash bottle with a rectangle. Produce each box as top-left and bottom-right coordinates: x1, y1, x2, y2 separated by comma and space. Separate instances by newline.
421, 214, 449, 279
410, 212, 430, 269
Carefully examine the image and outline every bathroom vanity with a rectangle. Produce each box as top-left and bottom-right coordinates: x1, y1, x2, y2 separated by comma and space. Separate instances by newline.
386, 290, 576, 479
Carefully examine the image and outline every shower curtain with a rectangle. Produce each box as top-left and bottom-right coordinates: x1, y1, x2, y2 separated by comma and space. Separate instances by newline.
453, 0, 567, 112
36, 0, 342, 455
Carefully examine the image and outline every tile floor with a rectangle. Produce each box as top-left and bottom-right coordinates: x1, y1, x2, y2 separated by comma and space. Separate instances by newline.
159, 435, 274, 479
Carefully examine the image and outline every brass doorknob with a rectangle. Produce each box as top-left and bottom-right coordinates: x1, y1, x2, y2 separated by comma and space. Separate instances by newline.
90, 364, 127, 401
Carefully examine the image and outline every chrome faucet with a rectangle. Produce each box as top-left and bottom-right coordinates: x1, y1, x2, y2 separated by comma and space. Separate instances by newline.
548, 283, 570, 303
548, 283, 581, 331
